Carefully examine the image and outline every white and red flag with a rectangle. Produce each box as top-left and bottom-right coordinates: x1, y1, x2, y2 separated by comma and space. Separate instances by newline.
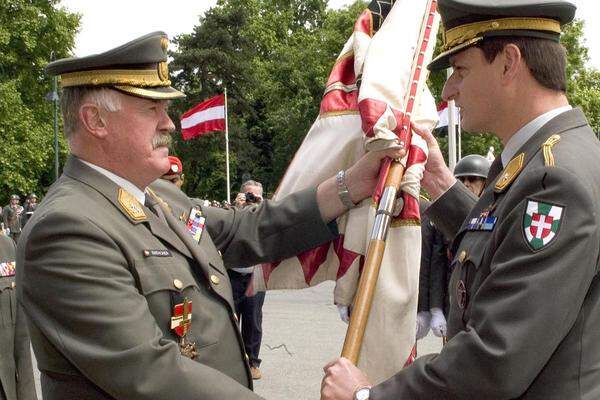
180, 94, 226, 141
436, 100, 460, 129
251, 0, 440, 384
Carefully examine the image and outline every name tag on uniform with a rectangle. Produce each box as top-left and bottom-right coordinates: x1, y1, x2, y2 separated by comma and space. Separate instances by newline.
142, 249, 172, 258
0, 261, 15, 277
186, 207, 206, 243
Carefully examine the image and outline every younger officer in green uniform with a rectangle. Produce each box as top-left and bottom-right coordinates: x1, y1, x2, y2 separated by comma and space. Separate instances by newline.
16, 32, 403, 400
0, 233, 36, 400
321, 1, 600, 399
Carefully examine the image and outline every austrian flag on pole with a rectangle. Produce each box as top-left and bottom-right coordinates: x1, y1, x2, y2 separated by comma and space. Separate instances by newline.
180, 94, 225, 141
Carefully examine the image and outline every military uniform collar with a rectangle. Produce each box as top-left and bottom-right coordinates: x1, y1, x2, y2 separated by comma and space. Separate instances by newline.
501, 105, 572, 168
79, 159, 146, 204
491, 108, 589, 194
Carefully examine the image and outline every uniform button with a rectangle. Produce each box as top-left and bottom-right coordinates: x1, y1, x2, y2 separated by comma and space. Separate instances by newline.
217, 250, 222, 257
11, 282, 16, 288
143, 250, 150, 257
245, 354, 250, 361
458, 250, 467, 263
210, 275, 220, 285
233, 313, 239, 322
173, 279, 183, 290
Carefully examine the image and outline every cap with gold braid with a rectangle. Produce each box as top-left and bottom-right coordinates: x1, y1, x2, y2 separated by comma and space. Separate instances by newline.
46, 31, 185, 100
428, 0, 577, 71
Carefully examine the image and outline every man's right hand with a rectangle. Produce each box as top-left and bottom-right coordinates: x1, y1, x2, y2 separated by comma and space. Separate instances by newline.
412, 124, 457, 201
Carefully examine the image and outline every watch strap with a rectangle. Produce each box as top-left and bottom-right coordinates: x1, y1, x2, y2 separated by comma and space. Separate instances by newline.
336, 170, 357, 209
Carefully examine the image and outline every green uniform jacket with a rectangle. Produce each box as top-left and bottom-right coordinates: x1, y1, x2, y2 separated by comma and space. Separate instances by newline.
0, 234, 36, 400
16, 156, 337, 400
371, 108, 600, 399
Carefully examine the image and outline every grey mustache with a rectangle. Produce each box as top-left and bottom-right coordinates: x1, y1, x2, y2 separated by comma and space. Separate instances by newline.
152, 133, 172, 149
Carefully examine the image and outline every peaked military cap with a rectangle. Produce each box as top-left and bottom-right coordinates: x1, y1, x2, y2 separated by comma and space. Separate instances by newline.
46, 31, 185, 100
428, 0, 577, 70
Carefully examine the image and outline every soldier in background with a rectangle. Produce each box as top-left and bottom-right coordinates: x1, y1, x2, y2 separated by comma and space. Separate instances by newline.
453, 154, 491, 197
2, 196, 23, 244
0, 231, 36, 400
161, 156, 185, 189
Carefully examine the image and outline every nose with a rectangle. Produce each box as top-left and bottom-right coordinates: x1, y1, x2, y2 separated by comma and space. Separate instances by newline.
159, 109, 176, 134
441, 73, 458, 102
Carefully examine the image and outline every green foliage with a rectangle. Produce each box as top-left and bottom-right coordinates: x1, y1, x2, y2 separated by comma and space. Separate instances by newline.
0, 0, 79, 204
563, 20, 600, 134
170, 0, 366, 199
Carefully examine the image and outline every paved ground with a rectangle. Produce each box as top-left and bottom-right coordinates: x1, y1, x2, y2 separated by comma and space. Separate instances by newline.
32, 281, 442, 399
253, 281, 443, 400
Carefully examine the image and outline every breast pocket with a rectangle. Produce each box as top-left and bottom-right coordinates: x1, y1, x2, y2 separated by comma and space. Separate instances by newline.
133, 257, 220, 350
450, 234, 489, 326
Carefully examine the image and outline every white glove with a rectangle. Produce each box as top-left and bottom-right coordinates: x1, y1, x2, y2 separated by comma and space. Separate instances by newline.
430, 308, 447, 337
337, 304, 350, 324
416, 311, 431, 340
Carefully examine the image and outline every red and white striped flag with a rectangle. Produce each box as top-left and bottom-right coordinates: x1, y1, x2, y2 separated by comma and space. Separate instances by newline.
251, 0, 440, 384
180, 94, 225, 141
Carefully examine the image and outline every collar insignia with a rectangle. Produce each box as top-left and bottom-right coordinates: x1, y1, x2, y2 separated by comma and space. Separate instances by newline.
495, 153, 525, 193
118, 188, 147, 221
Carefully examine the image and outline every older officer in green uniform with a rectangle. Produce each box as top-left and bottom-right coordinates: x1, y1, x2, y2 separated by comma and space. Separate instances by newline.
16, 32, 403, 400
0, 233, 36, 400
321, 1, 600, 399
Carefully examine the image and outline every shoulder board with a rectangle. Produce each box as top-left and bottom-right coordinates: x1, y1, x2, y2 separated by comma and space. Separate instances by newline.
495, 153, 525, 193
118, 188, 146, 221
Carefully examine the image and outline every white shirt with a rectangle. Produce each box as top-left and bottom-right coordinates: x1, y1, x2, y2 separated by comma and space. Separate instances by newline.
501, 105, 572, 167
80, 160, 147, 204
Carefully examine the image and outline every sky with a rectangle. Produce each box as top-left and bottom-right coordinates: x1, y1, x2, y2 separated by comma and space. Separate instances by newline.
60, 0, 599, 69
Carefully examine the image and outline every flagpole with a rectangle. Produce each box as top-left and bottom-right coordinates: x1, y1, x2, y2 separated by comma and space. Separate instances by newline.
447, 69, 457, 171
224, 88, 231, 203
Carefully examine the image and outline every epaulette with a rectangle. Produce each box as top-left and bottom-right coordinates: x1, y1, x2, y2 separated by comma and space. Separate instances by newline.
542, 134, 561, 167
495, 153, 524, 193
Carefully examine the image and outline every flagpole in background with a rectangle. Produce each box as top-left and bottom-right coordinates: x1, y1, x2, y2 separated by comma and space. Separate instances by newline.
447, 68, 458, 171
224, 88, 231, 203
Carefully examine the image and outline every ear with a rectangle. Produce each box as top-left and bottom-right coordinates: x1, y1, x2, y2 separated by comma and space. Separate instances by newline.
79, 103, 109, 139
500, 44, 523, 84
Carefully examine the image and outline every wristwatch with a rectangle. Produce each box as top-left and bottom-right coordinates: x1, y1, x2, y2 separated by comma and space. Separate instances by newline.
336, 170, 357, 209
354, 386, 371, 400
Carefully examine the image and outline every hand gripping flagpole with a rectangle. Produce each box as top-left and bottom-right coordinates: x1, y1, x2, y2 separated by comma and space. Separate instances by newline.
341, 0, 439, 365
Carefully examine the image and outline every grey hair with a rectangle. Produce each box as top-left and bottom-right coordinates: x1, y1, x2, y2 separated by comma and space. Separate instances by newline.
60, 87, 122, 140
240, 180, 263, 194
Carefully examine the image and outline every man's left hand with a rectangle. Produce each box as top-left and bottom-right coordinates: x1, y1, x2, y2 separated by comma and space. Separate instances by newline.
321, 357, 371, 400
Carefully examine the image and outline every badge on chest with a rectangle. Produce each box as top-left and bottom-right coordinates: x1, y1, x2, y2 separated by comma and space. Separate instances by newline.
467, 208, 497, 232
0, 261, 15, 277
186, 207, 205, 243
171, 297, 198, 359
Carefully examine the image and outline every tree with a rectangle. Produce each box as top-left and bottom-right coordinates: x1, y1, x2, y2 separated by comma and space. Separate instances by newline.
562, 20, 600, 134
170, 0, 363, 199
0, 0, 79, 205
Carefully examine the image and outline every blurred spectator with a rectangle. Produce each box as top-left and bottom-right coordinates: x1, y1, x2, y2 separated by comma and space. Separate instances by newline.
22, 193, 38, 227
2, 195, 24, 243
228, 180, 265, 380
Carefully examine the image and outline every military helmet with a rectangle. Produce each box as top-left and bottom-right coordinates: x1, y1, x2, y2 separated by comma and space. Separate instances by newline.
10, 194, 20, 200
454, 154, 491, 179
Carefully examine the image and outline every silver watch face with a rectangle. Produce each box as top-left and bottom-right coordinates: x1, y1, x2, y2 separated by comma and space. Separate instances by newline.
355, 387, 370, 400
